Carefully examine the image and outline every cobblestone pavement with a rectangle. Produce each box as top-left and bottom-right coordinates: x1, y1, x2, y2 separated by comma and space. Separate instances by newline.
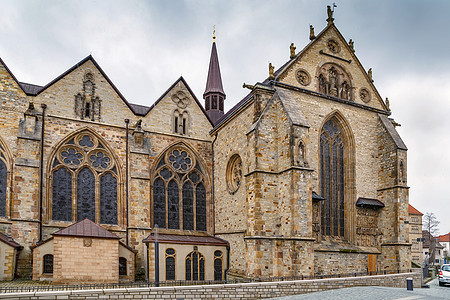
270, 279, 450, 300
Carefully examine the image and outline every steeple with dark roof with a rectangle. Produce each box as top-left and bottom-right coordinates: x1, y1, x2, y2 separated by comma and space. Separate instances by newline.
204, 32, 226, 125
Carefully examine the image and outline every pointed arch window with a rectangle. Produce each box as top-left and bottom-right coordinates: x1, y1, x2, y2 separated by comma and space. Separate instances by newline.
165, 248, 176, 280
152, 147, 208, 231
185, 249, 205, 281
50, 132, 119, 224
0, 143, 8, 217
320, 119, 345, 237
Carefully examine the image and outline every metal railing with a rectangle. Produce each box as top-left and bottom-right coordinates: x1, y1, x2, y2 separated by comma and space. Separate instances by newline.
0, 269, 415, 294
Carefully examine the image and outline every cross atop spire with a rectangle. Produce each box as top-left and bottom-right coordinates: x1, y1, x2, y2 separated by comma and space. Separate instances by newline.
204, 33, 226, 125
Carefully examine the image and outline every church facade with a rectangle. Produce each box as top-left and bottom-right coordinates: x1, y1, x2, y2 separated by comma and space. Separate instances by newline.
0, 7, 410, 282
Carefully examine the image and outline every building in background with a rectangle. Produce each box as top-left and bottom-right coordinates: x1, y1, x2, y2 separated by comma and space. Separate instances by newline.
437, 232, 450, 262
408, 204, 423, 267
0, 6, 411, 282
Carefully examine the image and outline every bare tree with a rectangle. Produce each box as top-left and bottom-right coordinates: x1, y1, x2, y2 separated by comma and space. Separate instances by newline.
423, 212, 440, 236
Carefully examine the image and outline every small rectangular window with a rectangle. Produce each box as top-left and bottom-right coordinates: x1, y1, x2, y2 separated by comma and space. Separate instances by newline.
212, 95, 217, 109
174, 117, 178, 133
182, 118, 186, 135
119, 257, 127, 276
85, 102, 90, 118
43, 254, 53, 274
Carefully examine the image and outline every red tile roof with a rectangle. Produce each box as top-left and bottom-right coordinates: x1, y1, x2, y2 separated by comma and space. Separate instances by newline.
408, 204, 423, 215
52, 218, 120, 239
143, 233, 228, 246
438, 233, 450, 243
0, 232, 22, 249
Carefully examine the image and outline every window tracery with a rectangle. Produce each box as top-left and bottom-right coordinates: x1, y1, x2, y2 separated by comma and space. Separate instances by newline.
317, 63, 352, 100
173, 110, 189, 135
320, 118, 345, 237
152, 146, 208, 231
50, 131, 119, 224
214, 250, 223, 281
165, 248, 176, 280
185, 249, 205, 281
0, 146, 7, 217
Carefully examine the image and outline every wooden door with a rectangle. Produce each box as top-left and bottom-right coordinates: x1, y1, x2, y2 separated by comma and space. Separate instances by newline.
368, 254, 377, 275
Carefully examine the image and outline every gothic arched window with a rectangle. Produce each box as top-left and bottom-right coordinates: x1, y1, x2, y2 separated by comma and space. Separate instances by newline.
152, 146, 208, 231
214, 250, 223, 281
185, 249, 205, 281
50, 131, 119, 224
320, 118, 345, 237
0, 143, 8, 217
165, 248, 176, 280
43, 254, 53, 274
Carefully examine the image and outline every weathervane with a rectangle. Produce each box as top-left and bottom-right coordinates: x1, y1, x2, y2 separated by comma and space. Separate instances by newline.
213, 25, 216, 42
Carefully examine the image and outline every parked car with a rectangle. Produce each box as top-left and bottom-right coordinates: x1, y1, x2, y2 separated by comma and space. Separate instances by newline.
439, 264, 450, 286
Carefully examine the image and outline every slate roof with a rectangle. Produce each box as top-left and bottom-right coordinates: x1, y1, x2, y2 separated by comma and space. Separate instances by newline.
19, 82, 44, 95
204, 42, 225, 96
275, 87, 310, 127
143, 233, 229, 246
312, 191, 325, 201
52, 218, 120, 239
378, 114, 408, 150
0, 232, 22, 249
408, 204, 423, 216
355, 198, 385, 209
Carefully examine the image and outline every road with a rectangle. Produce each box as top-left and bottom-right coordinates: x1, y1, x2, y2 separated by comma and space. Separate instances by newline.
269, 279, 450, 300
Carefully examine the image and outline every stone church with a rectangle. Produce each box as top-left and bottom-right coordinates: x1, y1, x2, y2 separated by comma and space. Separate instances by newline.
0, 7, 410, 282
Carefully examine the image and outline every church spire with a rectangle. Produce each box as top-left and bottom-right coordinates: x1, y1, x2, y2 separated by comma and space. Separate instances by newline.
204, 28, 225, 126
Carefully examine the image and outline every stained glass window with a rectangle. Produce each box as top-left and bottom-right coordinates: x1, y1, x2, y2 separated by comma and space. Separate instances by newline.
119, 257, 127, 276
153, 147, 208, 232
196, 183, 206, 231
0, 159, 7, 217
320, 119, 345, 237
43, 254, 53, 274
52, 168, 72, 221
77, 168, 95, 221
153, 178, 165, 228
185, 250, 205, 281
100, 173, 117, 224
165, 248, 176, 280
214, 250, 223, 281
183, 182, 194, 230
51, 131, 119, 225
168, 180, 179, 229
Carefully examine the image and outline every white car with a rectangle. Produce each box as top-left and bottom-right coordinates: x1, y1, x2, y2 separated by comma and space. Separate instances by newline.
439, 264, 450, 286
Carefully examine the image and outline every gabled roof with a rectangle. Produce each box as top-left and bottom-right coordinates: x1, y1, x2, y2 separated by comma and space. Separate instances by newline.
0, 57, 28, 95
437, 233, 450, 243
204, 41, 225, 96
275, 87, 310, 127
379, 114, 407, 150
409, 204, 423, 216
143, 233, 229, 246
52, 218, 120, 240
142, 76, 214, 126
0, 232, 22, 249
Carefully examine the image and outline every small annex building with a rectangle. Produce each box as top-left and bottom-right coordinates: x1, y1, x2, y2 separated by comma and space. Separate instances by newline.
143, 233, 228, 281
32, 219, 136, 283
0, 232, 22, 280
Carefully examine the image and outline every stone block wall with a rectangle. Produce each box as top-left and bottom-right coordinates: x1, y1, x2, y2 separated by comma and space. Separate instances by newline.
53, 236, 118, 284
0, 272, 422, 299
0, 243, 16, 280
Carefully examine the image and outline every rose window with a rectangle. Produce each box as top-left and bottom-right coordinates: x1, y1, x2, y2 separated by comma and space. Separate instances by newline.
168, 149, 193, 172
60, 147, 83, 166
226, 154, 242, 194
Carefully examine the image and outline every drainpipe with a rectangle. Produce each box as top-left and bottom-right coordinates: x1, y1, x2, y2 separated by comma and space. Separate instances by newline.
38, 104, 47, 242
211, 133, 218, 234
125, 119, 129, 246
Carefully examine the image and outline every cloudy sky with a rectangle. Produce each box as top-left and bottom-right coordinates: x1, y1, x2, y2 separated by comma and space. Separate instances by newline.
1, 0, 449, 234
